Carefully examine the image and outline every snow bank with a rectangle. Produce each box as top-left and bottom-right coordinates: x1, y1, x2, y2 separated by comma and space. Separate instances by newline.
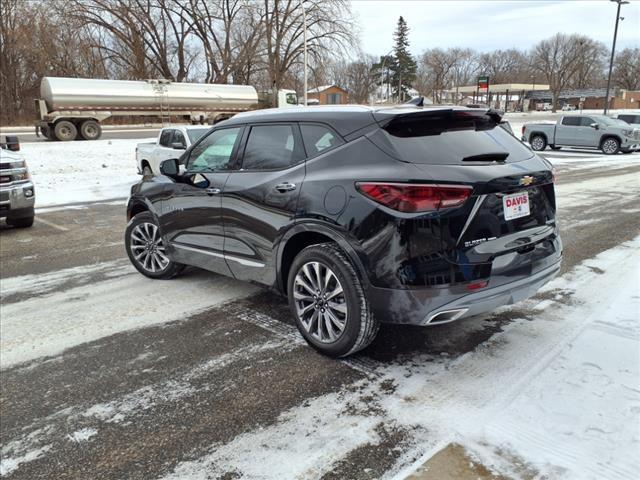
19, 138, 150, 207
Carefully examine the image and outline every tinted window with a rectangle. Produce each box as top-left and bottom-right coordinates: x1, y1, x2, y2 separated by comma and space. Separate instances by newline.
242, 125, 304, 170
172, 130, 186, 147
300, 124, 344, 156
372, 114, 534, 165
617, 114, 639, 124
187, 128, 210, 143
159, 129, 173, 147
561, 117, 581, 126
187, 127, 241, 172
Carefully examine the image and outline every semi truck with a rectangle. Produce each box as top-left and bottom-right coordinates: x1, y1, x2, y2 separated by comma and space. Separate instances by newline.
34, 77, 297, 141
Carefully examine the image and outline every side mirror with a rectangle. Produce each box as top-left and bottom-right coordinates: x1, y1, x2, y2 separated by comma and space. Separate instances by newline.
590, 123, 599, 130
5, 135, 20, 151
171, 142, 186, 150
160, 158, 180, 176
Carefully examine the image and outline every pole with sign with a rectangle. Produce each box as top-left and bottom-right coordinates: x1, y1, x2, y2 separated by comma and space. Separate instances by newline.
477, 76, 489, 104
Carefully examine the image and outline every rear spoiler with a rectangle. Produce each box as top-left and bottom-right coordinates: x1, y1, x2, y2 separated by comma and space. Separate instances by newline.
374, 108, 504, 136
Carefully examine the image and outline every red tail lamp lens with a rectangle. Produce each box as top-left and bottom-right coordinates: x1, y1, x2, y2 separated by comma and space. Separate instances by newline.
356, 183, 472, 213
466, 280, 489, 291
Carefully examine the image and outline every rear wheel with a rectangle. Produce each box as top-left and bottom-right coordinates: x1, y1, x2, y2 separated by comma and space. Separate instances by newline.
287, 243, 379, 358
530, 135, 547, 151
125, 212, 184, 279
601, 137, 620, 155
54, 120, 77, 141
78, 120, 102, 140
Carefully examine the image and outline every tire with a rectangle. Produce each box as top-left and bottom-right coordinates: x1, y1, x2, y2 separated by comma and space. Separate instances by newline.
142, 163, 153, 176
601, 137, 620, 155
41, 126, 53, 141
53, 120, 77, 141
7, 215, 34, 228
287, 243, 379, 358
530, 134, 547, 151
125, 212, 184, 279
78, 120, 102, 140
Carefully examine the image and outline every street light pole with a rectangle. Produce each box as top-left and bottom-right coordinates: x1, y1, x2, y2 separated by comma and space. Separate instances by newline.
604, 0, 628, 115
302, 1, 308, 106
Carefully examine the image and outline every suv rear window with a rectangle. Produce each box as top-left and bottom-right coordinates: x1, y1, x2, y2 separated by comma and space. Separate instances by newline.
371, 112, 534, 165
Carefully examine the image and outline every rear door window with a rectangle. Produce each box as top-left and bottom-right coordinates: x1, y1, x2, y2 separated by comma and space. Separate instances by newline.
300, 124, 344, 157
561, 117, 581, 126
159, 129, 173, 147
371, 112, 534, 165
241, 124, 304, 170
172, 130, 186, 147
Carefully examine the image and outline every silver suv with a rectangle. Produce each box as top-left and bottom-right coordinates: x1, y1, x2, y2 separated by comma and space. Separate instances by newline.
0, 137, 35, 228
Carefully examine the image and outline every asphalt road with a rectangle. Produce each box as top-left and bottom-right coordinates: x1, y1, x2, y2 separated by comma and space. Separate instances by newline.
1, 152, 639, 479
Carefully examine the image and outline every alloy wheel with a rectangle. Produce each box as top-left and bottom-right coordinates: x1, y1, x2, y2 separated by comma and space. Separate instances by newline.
129, 222, 170, 273
602, 139, 618, 154
293, 261, 347, 343
531, 136, 545, 150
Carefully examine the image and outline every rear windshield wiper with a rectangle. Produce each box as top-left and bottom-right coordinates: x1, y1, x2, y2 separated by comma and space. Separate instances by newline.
462, 152, 509, 162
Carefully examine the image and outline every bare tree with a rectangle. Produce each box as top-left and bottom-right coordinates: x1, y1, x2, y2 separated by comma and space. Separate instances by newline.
416, 48, 458, 103
478, 48, 529, 84
613, 47, 640, 91
530, 33, 598, 112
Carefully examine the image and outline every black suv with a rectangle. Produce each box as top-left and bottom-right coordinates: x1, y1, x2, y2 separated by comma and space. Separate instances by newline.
125, 106, 562, 357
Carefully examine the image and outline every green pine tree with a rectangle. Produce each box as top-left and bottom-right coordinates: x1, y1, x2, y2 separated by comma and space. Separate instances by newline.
392, 16, 417, 101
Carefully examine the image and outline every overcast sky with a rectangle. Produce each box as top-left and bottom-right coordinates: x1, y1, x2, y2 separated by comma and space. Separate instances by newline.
350, 0, 640, 56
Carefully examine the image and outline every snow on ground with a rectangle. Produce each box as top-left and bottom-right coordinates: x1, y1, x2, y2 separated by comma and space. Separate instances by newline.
157, 237, 640, 480
0, 261, 258, 367
20, 138, 149, 207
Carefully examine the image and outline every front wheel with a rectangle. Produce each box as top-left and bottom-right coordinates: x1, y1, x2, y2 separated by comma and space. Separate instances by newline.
601, 137, 620, 155
7, 215, 34, 228
125, 212, 184, 279
530, 135, 547, 151
287, 243, 379, 358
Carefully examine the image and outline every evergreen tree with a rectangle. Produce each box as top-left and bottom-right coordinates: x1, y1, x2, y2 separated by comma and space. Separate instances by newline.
392, 16, 417, 101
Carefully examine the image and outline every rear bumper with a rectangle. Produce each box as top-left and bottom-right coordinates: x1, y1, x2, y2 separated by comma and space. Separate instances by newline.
368, 256, 562, 326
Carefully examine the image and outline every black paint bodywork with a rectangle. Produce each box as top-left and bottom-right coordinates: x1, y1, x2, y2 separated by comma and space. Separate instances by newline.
127, 106, 562, 325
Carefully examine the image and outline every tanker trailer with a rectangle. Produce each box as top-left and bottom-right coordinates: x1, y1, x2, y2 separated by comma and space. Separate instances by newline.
34, 77, 297, 141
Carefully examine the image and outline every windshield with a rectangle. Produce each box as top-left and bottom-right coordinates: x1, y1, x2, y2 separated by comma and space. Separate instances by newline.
187, 128, 210, 143
592, 116, 618, 126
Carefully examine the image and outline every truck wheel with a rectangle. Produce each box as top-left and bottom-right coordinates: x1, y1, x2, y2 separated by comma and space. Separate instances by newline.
79, 120, 102, 140
287, 243, 379, 358
601, 137, 620, 155
530, 135, 547, 151
41, 126, 53, 141
125, 212, 184, 279
54, 121, 77, 141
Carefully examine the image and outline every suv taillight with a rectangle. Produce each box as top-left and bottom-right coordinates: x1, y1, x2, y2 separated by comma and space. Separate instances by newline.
521, 125, 526, 136
356, 182, 472, 213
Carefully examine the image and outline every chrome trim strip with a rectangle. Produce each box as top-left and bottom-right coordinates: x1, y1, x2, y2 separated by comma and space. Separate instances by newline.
172, 243, 265, 268
456, 194, 486, 245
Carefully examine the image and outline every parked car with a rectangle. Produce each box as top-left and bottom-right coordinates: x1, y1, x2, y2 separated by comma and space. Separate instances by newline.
522, 114, 640, 154
0, 137, 35, 228
125, 106, 562, 357
614, 113, 640, 128
561, 104, 577, 111
136, 125, 210, 175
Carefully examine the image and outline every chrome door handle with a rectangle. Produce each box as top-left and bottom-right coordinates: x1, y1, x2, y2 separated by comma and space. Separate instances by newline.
275, 182, 296, 192
205, 187, 221, 195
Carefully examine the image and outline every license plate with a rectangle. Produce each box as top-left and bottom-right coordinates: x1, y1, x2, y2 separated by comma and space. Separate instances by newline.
503, 191, 530, 221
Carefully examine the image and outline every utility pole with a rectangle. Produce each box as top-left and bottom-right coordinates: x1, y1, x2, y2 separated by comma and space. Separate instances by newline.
604, 0, 628, 115
302, 1, 308, 106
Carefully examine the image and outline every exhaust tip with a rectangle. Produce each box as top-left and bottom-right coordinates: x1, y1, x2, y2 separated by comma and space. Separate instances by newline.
426, 308, 468, 325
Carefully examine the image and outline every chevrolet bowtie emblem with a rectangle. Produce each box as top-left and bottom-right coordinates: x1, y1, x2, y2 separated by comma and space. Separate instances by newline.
519, 175, 534, 186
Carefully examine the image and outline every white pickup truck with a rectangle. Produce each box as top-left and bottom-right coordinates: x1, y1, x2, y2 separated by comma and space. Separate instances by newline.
136, 125, 210, 175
